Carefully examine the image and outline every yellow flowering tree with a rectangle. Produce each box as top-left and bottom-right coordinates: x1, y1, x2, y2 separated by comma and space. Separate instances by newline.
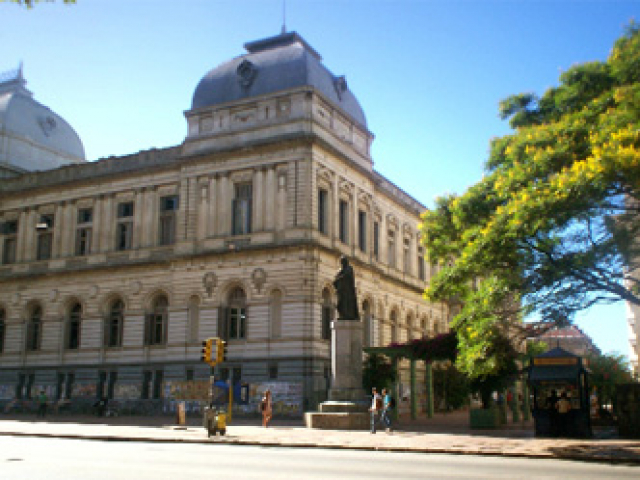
422, 24, 640, 378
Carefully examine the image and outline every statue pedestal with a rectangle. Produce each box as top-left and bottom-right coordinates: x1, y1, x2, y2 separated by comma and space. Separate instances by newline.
305, 318, 368, 430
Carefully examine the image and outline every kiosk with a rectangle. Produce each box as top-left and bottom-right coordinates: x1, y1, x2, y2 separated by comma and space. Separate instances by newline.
528, 347, 592, 438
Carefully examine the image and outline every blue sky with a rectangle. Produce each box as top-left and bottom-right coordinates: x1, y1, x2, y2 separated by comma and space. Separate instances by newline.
1, 0, 637, 358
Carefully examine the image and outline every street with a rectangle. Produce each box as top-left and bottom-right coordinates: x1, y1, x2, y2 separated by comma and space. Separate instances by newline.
0, 437, 638, 480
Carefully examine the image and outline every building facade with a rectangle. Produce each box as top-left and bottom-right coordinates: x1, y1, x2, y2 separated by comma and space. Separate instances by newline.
0, 32, 447, 414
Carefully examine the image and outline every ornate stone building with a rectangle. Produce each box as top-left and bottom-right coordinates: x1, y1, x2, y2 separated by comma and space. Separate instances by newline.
0, 32, 448, 413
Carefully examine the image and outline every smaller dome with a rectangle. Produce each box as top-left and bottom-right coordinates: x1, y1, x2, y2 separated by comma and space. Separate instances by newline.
0, 66, 85, 174
191, 32, 367, 128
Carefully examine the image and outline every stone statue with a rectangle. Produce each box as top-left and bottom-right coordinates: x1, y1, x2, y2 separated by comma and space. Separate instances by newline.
333, 256, 359, 320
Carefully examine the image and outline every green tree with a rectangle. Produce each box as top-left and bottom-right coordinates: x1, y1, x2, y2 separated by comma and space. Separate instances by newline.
362, 353, 396, 393
587, 352, 634, 412
421, 24, 640, 378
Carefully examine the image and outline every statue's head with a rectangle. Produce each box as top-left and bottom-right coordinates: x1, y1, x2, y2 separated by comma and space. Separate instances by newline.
340, 255, 349, 267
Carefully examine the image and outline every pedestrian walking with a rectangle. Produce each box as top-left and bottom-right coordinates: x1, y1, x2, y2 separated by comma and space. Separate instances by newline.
261, 389, 273, 428
380, 388, 394, 432
36, 390, 48, 418
369, 387, 382, 434
556, 391, 572, 436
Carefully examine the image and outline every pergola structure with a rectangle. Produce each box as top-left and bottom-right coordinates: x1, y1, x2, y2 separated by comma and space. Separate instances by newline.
364, 332, 457, 419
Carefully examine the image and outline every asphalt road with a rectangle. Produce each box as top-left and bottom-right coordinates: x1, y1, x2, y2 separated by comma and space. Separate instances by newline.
1, 436, 638, 480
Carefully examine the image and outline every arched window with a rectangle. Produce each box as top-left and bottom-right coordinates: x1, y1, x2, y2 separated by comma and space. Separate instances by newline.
362, 300, 372, 348
270, 289, 282, 339
145, 295, 168, 346
26, 305, 43, 351
66, 302, 82, 350
219, 287, 246, 340
406, 314, 413, 341
187, 296, 200, 344
105, 299, 124, 347
321, 288, 332, 341
0, 307, 5, 353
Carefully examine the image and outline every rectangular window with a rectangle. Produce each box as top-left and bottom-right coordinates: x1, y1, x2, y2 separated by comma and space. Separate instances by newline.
36, 214, 54, 261
339, 200, 349, 244
373, 221, 379, 261
2, 220, 18, 264
269, 364, 278, 380
418, 247, 426, 281
76, 228, 92, 256
232, 183, 252, 235
117, 202, 134, 218
77, 208, 93, 224
232, 367, 242, 384
219, 367, 229, 382
318, 189, 328, 235
388, 230, 396, 268
229, 307, 246, 339
159, 195, 178, 246
186, 369, 194, 381
116, 202, 134, 251
358, 210, 367, 253
76, 208, 93, 256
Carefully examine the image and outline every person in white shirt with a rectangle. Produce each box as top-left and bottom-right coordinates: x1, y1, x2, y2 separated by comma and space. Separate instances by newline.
369, 387, 382, 434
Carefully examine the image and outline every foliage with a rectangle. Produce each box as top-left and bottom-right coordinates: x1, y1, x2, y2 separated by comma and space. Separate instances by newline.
387, 331, 458, 362
587, 352, 634, 410
420, 24, 640, 378
432, 363, 470, 410
362, 353, 396, 393
5, 0, 75, 7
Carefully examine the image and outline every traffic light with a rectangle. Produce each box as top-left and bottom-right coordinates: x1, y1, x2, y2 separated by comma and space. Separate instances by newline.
216, 338, 228, 364
200, 338, 214, 366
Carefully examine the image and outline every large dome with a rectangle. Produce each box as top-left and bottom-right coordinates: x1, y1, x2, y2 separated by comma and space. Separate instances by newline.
0, 66, 85, 177
191, 32, 367, 128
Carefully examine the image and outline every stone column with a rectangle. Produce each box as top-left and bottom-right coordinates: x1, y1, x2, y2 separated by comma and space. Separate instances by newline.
92, 196, 103, 253
52, 203, 65, 258
217, 174, 229, 236
100, 194, 114, 253
197, 181, 208, 241
276, 169, 287, 231
140, 188, 152, 247
133, 188, 144, 249
253, 168, 264, 232
147, 187, 158, 247
265, 167, 275, 230
61, 202, 76, 257
352, 191, 358, 250
332, 177, 340, 243
24, 209, 37, 262
208, 176, 217, 238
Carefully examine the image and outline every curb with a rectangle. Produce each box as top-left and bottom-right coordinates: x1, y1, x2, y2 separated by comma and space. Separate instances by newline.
2, 430, 640, 466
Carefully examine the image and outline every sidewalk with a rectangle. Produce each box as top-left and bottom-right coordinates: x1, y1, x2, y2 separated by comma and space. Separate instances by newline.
1, 411, 639, 465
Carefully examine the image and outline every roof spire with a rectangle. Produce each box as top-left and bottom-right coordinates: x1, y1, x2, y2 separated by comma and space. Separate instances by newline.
281, 0, 286, 34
